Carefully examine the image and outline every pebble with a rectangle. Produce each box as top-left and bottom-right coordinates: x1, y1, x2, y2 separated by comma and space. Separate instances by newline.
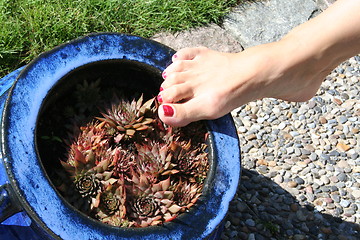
352, 190, 360, 199
278, 122, 287, 130
320, 175, 330, 185
294, 177, 305, 185
338, 116, 348, 124
245, 219, 256, 227
331, 194, 340, 203
230, 216, 241, 226
336, 142, 351, 152
309, 153, 317, 161
288, 181, 298, 188
274, 175, 283, 184
340, 200, 351, 208
247, 233, 255, 240
337, 173, 347, 182
337, 160, 349, 169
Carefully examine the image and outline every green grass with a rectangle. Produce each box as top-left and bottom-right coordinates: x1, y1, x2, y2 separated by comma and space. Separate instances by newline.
0, 0, 241, 77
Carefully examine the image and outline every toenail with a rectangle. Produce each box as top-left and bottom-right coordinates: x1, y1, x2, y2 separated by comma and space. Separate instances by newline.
157, 94, 163, 103
160, 87, 164, 92
162, 71, 167, 79
173, 54, 178, 59
162, 105, 174, 117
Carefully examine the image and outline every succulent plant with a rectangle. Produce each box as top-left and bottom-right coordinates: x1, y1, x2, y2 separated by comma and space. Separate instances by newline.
97, 95, 156, 140
135, 140, 178, 178
74, 173, 100, 198
60, 121, 110, 170
170, 139, 209, 184
172, 178, 202, 210
94, 181, 127, 226
127, 175, 181, 227
59, 121, 113, 208
74, 78, 102, 114
58, 93, 209, 228
110, 148, 135, 178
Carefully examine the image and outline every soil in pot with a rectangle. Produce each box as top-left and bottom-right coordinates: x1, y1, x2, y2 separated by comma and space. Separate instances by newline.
36, 59, 210, 228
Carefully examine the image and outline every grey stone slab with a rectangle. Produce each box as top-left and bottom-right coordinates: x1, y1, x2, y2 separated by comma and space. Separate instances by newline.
224, 0, 319, 48
316, 0, 337, 11
151, 24, 243, 53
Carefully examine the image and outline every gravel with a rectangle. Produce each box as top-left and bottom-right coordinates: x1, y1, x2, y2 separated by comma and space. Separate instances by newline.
222, 55, 360, 240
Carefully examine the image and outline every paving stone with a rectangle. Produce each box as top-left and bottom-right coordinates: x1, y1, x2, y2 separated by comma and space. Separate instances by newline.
224, 0, 319, 48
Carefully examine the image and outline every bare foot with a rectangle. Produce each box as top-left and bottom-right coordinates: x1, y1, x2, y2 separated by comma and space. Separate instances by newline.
157, 43, 327, 127
157, 47, 265, 126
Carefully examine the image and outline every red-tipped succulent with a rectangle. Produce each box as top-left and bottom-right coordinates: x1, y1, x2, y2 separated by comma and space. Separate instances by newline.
96, 95, 156, 140
58, 93, 209, 227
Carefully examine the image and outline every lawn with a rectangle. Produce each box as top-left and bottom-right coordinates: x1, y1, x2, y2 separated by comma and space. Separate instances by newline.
0, 0, 241, 77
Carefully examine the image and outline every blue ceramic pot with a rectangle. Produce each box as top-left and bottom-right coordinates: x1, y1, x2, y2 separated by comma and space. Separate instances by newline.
0, 33, 240, 240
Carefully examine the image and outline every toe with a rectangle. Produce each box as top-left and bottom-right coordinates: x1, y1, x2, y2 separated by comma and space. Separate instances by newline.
162, 60, 189, 81
159, 82, 193, 104
164, 60, 189, 74
172, 47, 209, 62
158, 96, 220, 127
158, 103, 194, 127
160, 71, 188, 89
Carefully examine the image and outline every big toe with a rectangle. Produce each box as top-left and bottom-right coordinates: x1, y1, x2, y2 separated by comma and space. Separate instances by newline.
158, 98, 214, 127
158, 104, 192, 127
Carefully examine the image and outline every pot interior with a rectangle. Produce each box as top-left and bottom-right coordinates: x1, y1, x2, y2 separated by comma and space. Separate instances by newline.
35, 58, 214, 229
37, 59, 162, 176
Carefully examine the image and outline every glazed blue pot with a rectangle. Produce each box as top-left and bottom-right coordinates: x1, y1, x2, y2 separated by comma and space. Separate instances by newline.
0, 33, 240, 240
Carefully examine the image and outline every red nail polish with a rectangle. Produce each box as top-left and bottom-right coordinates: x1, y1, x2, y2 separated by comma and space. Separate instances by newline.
159, 87, 164, 92
173, 54, 178, 59
162, 71, 167, 79
157, 94, 163, 103
163, 105, 174, 117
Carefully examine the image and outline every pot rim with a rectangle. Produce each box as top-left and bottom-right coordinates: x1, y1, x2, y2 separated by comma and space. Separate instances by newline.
1, 33, 241, 239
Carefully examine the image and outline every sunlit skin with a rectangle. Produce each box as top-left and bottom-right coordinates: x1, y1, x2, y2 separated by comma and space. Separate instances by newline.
158, 0, 360, 127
